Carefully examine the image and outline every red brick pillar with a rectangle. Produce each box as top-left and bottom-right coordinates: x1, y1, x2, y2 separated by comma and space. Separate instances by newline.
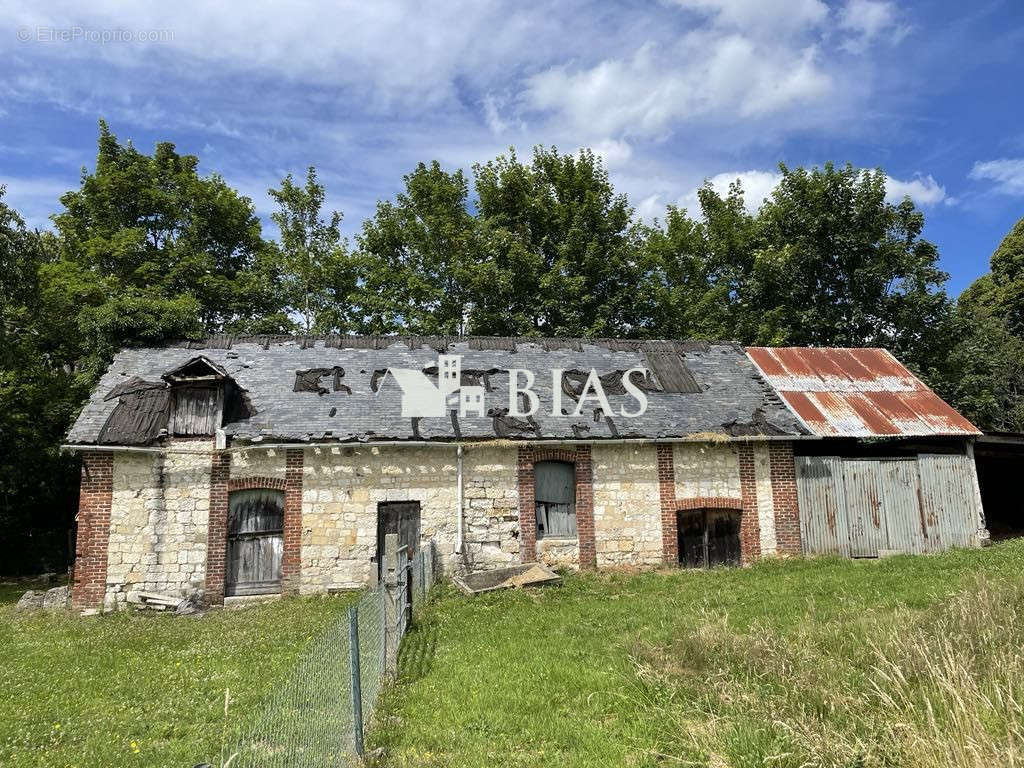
205, 451, 231, 605
71, 453, 114, 611
769, 442, 801, 554
656, 444, 677, 565
574, 445, 596, 570
737, 443, 761, 564
517, 446, 537, 563
282, 448, 304, 594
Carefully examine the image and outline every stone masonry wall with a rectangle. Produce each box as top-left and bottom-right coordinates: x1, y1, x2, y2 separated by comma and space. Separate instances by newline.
299, 445, 518, 592
230, 447, 288, 481
673, 443, 742, 499
105, 442, 213, 608
592, 444, 663, 567
754, 444, 778, 556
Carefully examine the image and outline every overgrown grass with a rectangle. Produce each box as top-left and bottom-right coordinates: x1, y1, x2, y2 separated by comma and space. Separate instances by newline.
373, 540, 1024, 767
0, 592, 353, 767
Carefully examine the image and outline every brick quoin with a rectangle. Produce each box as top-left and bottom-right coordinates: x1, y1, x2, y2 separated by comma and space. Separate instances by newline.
572, 446, 596, 570
71, 453, 114, 611
517, 445, 596, 569
517, 446, 537, 562
737, 443, 761, 565
205, 451, 231, 605
656, 444, 678, 564
282, 448, 304, 594
769, 442, 802, 555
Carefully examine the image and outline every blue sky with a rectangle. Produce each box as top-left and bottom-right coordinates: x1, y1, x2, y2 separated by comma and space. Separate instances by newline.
2, 0, 1023, 295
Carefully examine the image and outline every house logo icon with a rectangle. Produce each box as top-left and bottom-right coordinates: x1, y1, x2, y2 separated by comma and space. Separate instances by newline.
379, 355, 485, 418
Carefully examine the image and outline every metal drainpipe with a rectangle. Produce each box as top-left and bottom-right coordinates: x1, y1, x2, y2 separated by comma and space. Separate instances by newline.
455, 444, 464, 555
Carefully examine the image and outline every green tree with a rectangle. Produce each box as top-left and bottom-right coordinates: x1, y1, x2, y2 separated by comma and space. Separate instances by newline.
268, 167, 356, 333
51, 121, 282, 378
473, 147, 655, 337
0, 188, 80, 573
746, 164, 951, 372
356, 161, 480, 335
644, 182, 759, 340
942, 217, 1024, 431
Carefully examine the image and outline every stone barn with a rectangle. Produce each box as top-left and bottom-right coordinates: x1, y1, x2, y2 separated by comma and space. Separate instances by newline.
64, 336, 985, 612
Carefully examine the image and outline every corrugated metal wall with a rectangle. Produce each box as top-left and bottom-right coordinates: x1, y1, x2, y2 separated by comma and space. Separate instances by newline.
796, 454, 983, 557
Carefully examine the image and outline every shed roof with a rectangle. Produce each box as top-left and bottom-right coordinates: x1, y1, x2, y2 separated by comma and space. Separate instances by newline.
67, 336, 806, 446
746, 347, 979, 438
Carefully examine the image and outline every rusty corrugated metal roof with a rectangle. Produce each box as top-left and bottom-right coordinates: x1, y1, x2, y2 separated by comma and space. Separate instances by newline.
746, 347, 980, 437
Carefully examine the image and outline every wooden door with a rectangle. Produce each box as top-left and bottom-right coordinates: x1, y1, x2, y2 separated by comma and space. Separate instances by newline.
376, 501, 421, 577
226, 489, 284, 596
677, 509, 741, 568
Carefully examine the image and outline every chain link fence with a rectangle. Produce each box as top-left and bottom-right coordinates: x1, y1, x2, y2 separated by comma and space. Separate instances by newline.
219, 538, 438, 767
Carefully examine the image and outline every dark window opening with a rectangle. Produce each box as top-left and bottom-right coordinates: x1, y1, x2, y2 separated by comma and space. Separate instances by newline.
226, 489, 284, 596
535, 461, 576, 539
375, 501, 421, 578
677, 508, 741, 568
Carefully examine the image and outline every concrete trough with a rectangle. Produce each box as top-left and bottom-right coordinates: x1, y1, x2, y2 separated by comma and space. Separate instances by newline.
452, 563, 561, 595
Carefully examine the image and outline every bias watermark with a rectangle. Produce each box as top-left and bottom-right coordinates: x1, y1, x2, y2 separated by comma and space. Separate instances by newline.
380, 354, 649, 419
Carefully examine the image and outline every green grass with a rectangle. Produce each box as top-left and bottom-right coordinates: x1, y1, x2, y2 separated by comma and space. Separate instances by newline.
0, 591, 354, 768
373, 541, 1024, 768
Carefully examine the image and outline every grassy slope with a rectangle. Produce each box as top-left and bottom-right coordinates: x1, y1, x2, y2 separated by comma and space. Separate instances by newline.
0, 592, 352, 768
374, 541, 1024, 768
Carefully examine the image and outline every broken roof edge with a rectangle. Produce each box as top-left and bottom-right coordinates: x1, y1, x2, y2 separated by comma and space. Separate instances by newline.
62, 432, 822, 453
154, 334, 746, 353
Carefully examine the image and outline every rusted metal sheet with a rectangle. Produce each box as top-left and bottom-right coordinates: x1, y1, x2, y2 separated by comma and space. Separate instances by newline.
918, 454, 982, 551
843, 460, 888, 557
747, 347, 980, 437
795, 456, 851, 556
797, 454, 982, 557
877, 459, 926, 554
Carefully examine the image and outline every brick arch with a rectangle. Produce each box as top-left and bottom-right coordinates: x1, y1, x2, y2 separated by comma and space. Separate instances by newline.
532, 447, 578, 464
675, 496, 743, 511
517, 445, 596, 569
228, 476, 286, 492
657, 443, 761, 566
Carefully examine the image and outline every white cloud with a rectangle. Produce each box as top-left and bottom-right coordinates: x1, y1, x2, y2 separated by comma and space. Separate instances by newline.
589, 139, 633, 169
1, 176, 79, 230
671, 0, 829, 36
884, 174, 947, 205
676, 168, 948, 216
482, 94, 512, 135
681, 169, 782, 214
969, 158, 1024, 196
522, 34, 832, 139
838, 0, 910, 53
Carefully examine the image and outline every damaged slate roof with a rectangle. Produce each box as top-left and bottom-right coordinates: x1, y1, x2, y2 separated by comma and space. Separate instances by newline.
67, 336, 808, 445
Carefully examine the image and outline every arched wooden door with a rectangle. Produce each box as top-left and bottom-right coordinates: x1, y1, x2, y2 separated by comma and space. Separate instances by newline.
226, 489, 285, 596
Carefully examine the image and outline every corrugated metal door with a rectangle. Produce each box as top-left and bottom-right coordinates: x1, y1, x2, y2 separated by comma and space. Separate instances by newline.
797, 453, 982, 557
796, 457, 851, 556
877, 459, 926, 554
843, 461, 888, 557
918, 454, 980, 550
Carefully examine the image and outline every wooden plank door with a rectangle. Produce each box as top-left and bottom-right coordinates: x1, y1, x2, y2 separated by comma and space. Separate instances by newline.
376, 501, 421, 577
226, 489, 284, 596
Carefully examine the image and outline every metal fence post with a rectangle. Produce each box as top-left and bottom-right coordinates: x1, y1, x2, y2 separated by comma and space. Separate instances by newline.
419, 550, 426, 599
383, 533, 399, 676
348, 605, 364, 757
